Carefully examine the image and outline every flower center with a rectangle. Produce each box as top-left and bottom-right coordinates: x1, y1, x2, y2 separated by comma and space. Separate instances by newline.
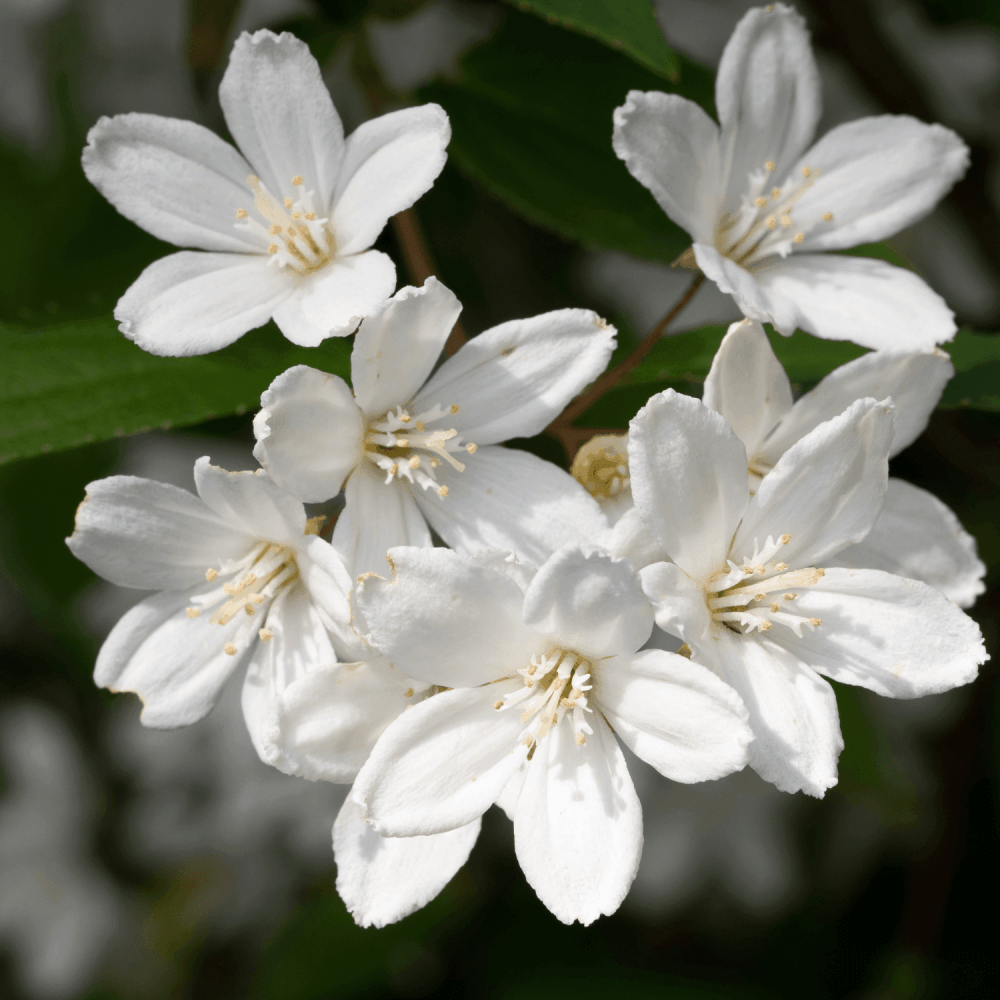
716, 162, 834, 268
186, 540, 300, 657
705, 533, 824, 636
493, 648, 594, 757
571, 434, 630, 504
363, 403, 476, 499
235, 174, 336, 274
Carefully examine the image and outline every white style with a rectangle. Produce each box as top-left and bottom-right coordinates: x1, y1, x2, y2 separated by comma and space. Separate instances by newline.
83, 30, 450, 355
254, 277, 614, 577
613, 4, 968, 350
350, 545, 754, 925
631, 390, 986, 797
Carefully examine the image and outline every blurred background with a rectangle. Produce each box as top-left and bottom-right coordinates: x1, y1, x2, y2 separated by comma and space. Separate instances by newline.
0, 0, 998, 997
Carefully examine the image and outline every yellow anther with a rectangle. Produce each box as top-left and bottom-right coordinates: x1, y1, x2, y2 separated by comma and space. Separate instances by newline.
802, 166, 812, 178
755, 565, 767, 574
245, 605, 255, 616
779, 214, 792, 227
781, 534, 791, 544
398, 414, 412, 423
224, 642, 238, 656
430, 458, 440, 469
292, 175, 304, 186
408, 456, 421, 469
205, 568, 218, 582
575, 733, 586, 746
304, 212, 316, 220
755, 197, 767, 208
767, 216, 777, 230
284, 197, 293, 209
235, 208, 248, 219
405, 688, 415, 698
291, 211, 302, 219
765, 4, 776, 11
809, 618, 822, 627
522, 737, 533, 747
466, 443, 477, 454
186, 608, 200, 618
438, 485, 449, 498
259, 628, 273, 642
771, 187, 781, 200
770, 602, 780, 613
765, 160, 776, 172
774, 562, 788, 572
494, 700, 504, 710
794, 232, 805, 244
760, 621, 773, 631
388, 463, 398, 475
268, 244, 278, 254
677, 643, 692, 659
822, 212, 833, 221
783, 593, 797, 601
269, 224, 282, 235
450, 404, 460, 414
395, 438, 409, 448
415, 421, 425, 432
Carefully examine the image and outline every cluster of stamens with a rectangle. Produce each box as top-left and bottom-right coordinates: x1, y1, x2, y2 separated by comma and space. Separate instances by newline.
235, 174, 336, 274
706, 534, 824, 636
570, 434, 630, 505
364, 403, 476, 499
186, 542, 299, 656
494, 649, 594, 757
716, 161, 834, 268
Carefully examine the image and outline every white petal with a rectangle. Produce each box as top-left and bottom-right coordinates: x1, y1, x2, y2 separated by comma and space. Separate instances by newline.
253, 366, 363, 503
639, 562, 712, 646
832, 479, 985, 608
333, 463, 432, 579
611, 90, 721, 244
66, 474, 248, 590
522, 546, 652, 658
95, 589, 247, 728
334, 796, 480, 928
412, 309, 616, 444
715, 4, 821, 209
793, 116, 969, 252
605, 506, 669, 572
332, 104, 450, 257
514, 714, 642, 925
759, 349, 952, 465
413, 445, 609, 568
352, 277, 461, 416
771, 567, 986, 698
115, 251, 294, 356
599, 649, 751, 782
495, 766, 526, 821
353, 684, 529, 836
733, 397, 893, 569
272, 250, 397, 346
703, 318, 793, 458
82, 113, 261, 253
693, 242, 778, 324
219, 30, 343, 212
708, 629, 842, 797
751, 253, 957, 349
354, 545, 540, 688
299, 536, 367, 659
193, 457, 306, 543
628, 390, 749, 582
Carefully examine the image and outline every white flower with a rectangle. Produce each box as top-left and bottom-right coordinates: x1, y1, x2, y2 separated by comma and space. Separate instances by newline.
350, 545, 753, 925
612, 4, 969, 350
82, 30, 450, 355
66, 458, 412, 783
630, 389, 987, 797
703, 319, 986, 606
253, 277, 615, 576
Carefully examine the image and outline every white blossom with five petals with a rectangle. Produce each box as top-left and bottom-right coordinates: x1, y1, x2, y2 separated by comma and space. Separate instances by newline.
630, 389, 987, 797
83, 30, 449, 355
612, 4, 968, 350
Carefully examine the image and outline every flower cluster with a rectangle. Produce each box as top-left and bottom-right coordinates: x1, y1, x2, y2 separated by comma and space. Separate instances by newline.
69, 9, 988, 928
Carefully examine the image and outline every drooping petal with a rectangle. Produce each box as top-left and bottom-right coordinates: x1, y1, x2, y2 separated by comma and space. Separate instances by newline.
66, 475, 249, 591
332, 104, 450, 257
193, 458, 306, 543
253, 366, 363, 503
628, 390, 749, 582
352, 277, 461, 416
299, 536, 367, 660
715, 4, 821, 210
411, 309, 616, 444
708, 629, 842, 797
750, 253, 957, 350
733, 397, 893, 569
639, 562, 712, 645
353, 684, 529, 836
514, 715, 642, 926
272, 250, 397, 346
219, 30, 344, 212
598, 649, 751, 782
759, 349, 952, 465
832, 479, 985, 608
413, 445, 609, 568
82, 113, 261, 253
611, 90, 721, 244
703, 319, 793, 458
522, 546, 652, 658
792, 116, 969, 253
115, 251, 294, 356
354, 545, 540, 688
334, 797, 480, 929
333, 464, 432, 580
770, 567, 986, 698
95, 589, 247, 728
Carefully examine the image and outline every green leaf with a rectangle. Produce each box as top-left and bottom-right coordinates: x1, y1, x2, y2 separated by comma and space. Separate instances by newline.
506, 0, 680, 79
0, 317, 350, 465
939, 330, 1000, 411
419, 10, 713, 264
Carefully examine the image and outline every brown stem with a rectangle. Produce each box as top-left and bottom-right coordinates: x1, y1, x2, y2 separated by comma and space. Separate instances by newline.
546, 272, 704, 460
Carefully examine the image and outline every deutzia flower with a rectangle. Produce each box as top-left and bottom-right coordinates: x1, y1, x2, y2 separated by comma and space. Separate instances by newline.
630, 389, 987, 797
83, 30, 450, 355
612, 4, 968, 350
253, 277, 614, 576
350, 546, 753, 925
